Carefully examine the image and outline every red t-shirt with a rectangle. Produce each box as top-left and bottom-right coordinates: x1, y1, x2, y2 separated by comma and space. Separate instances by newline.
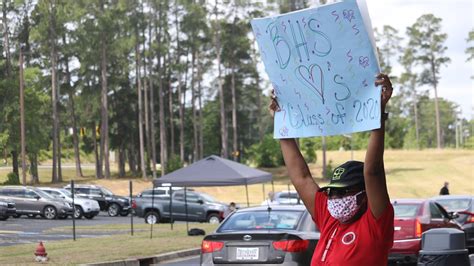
311, 191, 394, 266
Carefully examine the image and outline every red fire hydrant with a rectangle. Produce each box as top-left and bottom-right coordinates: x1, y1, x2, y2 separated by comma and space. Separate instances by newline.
34, 241, 48, 262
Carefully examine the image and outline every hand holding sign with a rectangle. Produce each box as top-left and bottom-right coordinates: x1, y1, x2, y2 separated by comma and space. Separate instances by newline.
252, 0, 381, 138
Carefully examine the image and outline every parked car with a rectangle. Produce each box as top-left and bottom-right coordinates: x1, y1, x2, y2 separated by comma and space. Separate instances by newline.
0, 199, 16, 221
0, 186, 73, 220
136, 186, 186, 200
432, 195, 474, 251
261, 190, 302, 206
134, 189, 226, 224
64, 184, 131, 217
200, 205, 319, 265
389, 199, 461, 264
39, 187, 100, 219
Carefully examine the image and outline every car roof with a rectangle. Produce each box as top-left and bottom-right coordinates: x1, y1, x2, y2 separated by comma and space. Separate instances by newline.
392, 198, 426, 205
431, 195, 474, 200
1, 185, 38, 190
234, 205, 307, 213
65, 184, 101, 188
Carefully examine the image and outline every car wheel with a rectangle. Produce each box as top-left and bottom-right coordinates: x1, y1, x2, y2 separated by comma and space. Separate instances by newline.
207, 213, 221, 224
43, 206, 57, 220
84, 214, 95, 219
0, 216, 8, 221
107, 203, 120, 217
144, 211, 160, 224
74, 205, 83, 219
119, 210, 129, 217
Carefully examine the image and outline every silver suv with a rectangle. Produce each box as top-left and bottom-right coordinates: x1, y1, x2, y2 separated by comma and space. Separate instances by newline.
0, 186, 73, 220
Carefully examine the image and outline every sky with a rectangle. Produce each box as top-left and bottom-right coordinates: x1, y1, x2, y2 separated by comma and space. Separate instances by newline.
364, 0, 473, 119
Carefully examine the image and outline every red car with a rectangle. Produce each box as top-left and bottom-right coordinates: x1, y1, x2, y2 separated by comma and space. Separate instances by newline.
389, 199, 461, 264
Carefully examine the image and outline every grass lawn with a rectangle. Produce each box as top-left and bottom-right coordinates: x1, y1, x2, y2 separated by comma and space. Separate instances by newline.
0, 223, 217, 265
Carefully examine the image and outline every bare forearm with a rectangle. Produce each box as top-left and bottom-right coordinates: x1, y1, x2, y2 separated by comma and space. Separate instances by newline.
280, 139, 315, 185
280, 139, 319, 216
365, 121, 385, 176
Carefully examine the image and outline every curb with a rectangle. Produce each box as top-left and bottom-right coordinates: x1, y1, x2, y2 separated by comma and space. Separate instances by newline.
83, 248, 201, 266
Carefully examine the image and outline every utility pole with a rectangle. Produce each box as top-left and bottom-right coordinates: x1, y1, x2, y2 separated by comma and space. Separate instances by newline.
19, 46, 27, 185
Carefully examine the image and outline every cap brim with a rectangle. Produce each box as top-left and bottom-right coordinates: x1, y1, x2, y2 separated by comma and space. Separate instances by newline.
318, 179, 364, 192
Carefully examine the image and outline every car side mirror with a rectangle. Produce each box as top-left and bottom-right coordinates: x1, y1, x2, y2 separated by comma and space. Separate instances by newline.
448, 211, 459, 220
197, 199, 204, 204
35, 195, 41, 200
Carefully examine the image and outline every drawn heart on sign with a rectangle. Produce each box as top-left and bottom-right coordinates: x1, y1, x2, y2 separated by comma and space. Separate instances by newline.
295, 64, 325, 104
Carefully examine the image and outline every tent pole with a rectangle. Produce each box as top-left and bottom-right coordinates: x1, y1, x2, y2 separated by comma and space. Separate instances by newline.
169, 186, 173, 230
245, 183, 249, 207
262, 184, 265, 201
185, 187, 189, 234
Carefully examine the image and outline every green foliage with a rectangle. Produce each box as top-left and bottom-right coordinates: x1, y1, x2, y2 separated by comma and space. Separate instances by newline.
166, 155, 184, 173
300, 138, 317, 163
245, 134, 284, 167
324, 160, 334, 180
3, 172, 20, 185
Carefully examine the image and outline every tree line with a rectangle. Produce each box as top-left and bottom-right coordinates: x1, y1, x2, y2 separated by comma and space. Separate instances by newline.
0, 0, 472, 184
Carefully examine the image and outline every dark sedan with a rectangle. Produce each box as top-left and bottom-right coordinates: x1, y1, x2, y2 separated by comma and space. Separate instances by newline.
200, 205, 319, 265
432, 195, 474, 251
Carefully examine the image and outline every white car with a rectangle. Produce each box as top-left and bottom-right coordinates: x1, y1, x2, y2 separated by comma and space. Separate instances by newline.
39, 187, 100, 219
261, 191, 302, 206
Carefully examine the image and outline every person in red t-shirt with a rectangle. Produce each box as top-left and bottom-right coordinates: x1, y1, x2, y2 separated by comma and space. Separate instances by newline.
269, 73, 394, 265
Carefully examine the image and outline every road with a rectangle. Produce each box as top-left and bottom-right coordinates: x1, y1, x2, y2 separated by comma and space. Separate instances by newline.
0, 213, 135, 247
159, 255, 200, 266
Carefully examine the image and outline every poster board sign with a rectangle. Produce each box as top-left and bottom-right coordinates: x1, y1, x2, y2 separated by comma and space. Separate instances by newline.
251, 0, 381, 138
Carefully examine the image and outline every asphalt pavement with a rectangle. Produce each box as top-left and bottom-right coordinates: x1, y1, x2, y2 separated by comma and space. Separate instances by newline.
0, 213, 134, 247
159, 255, 200, 266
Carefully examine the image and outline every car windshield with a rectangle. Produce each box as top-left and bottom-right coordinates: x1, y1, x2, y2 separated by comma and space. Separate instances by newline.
59, 189, 72, 198
200, 193, 217, 203
218, 210, 304, 232
436, 198, 471, 212
34, 189, 56, 200
101, 187, 114, 196
394, 204, 420, 218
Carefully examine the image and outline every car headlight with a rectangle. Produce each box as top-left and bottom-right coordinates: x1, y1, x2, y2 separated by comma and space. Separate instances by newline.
65, 202, 72, 208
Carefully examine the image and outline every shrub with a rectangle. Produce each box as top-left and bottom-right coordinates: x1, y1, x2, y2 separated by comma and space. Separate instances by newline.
245, 134, 284, 167
166, 154, 184, 173
3, 172, 20, 185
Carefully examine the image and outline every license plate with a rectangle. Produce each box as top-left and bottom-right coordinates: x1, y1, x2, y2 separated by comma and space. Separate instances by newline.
236, 247, 259, 260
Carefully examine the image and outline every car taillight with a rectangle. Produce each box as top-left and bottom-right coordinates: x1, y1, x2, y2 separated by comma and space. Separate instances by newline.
201, 240, 224, 253
219, 211, 224, 219
131, 200, 137, 209
415, 219, 422, 238
272, 240, 309, 252
467, 215, 474, 224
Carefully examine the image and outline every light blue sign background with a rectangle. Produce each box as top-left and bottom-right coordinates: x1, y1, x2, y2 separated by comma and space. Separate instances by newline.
251, 1, 381, 139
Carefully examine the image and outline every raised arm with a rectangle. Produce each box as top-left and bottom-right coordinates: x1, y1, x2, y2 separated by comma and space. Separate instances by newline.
280, 139, 320, 217
364, 73, 393, 219
269, 93, 319, 217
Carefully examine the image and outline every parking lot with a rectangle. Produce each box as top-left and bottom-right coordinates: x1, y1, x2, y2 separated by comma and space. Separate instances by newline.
0, 214, 134, 247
